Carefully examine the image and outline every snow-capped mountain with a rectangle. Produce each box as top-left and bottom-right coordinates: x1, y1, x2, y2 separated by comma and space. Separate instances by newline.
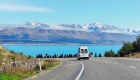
82, 23, 107, 29
0, 22, 139, 45
0, 22, 140, 35
21, 22, 140, 34
82, 23, 120, 32
23, 21, 50, 27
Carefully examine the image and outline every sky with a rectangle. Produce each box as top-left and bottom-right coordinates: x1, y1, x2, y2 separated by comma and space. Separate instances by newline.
0, 0, 140, 29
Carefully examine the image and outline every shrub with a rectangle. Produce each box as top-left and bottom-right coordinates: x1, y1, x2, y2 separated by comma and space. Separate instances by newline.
42, 65, 47, 69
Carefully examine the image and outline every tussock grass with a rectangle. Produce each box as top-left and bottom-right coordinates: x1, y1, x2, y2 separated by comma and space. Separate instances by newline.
133, 52, 140, 58
0, 45, 62, 80
0, 59, 61, 80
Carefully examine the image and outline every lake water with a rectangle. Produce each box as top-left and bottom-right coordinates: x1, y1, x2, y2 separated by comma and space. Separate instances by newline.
3, 45, 122, 57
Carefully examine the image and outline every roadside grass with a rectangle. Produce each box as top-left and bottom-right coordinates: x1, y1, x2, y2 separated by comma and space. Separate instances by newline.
36, 59, 61, 70
0, 72, 22, 80
0, 59, 62, 80
46, 60, 61, 69
132, 52, 140, 58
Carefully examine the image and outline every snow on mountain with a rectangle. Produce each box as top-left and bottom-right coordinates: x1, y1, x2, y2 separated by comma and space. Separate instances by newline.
81, 23, 121, 34
23, 21, 50, 27
10, 22, 139, 33
82, 23, 104, 29
0, 22, 140, 35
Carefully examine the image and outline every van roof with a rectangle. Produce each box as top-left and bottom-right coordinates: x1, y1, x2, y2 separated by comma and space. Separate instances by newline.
79, 46, 88, 49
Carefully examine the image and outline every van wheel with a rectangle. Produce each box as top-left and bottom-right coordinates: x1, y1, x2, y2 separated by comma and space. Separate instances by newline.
87, 58, 89, 60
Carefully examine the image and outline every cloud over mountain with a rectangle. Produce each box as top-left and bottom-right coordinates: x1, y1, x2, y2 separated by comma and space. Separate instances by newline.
0, 22, 139, 45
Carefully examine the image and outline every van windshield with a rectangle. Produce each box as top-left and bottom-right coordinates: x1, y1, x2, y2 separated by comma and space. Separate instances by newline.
85, 49, 88, 53
81, 49, 84, 53
81, 49, 88, 54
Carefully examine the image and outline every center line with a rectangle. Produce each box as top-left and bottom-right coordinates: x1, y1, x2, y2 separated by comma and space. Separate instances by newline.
61, 63, 80, 66
75, 61, 84, 80
114, 62, 119, 64
129, 66, 136, 68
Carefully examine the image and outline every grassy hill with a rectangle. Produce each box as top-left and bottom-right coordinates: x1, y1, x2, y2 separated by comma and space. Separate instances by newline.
0, 45, 62, 80
0, 45, 28, 64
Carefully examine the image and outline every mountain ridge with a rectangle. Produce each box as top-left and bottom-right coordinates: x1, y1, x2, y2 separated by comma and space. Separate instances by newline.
1, 21, 140, 35
0, 22, 139, 45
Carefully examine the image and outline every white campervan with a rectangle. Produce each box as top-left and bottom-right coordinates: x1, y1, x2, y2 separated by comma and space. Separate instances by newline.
77, 46, 89, 60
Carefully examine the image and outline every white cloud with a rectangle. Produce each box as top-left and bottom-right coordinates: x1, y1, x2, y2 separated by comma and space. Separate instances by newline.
45, 24, 91, 32
0, 3, 54, 12
101, 30, 121, 33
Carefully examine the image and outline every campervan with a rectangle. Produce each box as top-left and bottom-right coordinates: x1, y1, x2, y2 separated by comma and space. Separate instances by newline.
77, 46, 89, 60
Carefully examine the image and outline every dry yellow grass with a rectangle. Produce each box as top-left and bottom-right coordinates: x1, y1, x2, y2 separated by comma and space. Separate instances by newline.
0, 45, 3, 49
0, 45, 28, 62
133, 53, 140, 58
15, 54, 28, 62
0, 45, 29, 70
0, 45, 62, 80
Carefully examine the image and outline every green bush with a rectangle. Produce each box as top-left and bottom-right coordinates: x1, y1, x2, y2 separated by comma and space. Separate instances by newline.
42, 65, 47, 69
35, 63, 55, 70
47, 64, 53, 68
117, 35, 140, 57
118, 42, 133, 57
104, 49, 115, 57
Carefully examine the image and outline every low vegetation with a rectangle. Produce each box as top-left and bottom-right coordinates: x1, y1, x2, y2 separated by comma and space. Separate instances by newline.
36, 53, 78, 58
0, 73, 23, 80
103, 35, 140, 57
36, 52, 93, 58
0, 46, 61, 80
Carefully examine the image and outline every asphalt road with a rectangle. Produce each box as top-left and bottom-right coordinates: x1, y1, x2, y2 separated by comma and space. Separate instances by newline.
24, 58, 140, 80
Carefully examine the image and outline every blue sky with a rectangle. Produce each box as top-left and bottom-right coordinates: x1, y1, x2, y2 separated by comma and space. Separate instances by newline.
0, 0, 140, 29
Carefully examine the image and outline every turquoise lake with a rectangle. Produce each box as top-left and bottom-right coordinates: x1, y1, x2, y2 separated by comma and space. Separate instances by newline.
3, 45, 122, 57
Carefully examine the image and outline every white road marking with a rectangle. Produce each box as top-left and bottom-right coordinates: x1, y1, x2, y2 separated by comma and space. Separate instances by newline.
67, 63, 80, 65
61, 63, 80, 66
129, 66, 136, 68
114, 62, 119, 64
75, 61, 84, 80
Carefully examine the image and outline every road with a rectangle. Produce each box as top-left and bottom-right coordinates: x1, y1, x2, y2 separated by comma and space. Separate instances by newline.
24, 58, 140, 80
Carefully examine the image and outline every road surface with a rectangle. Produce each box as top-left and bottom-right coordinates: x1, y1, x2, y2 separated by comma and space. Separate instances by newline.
24, 58, 140, 80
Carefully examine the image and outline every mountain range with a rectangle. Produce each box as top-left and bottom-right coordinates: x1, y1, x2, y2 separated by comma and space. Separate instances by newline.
0, 22, 139, 45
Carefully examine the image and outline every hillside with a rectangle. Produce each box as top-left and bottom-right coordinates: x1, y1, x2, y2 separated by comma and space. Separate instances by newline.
0, 45, 28, 63
0, 22, 139, 45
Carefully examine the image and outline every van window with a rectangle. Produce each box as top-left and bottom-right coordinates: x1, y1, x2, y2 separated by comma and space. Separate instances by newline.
81, 49, 84, 54
85, 49, 88, 53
